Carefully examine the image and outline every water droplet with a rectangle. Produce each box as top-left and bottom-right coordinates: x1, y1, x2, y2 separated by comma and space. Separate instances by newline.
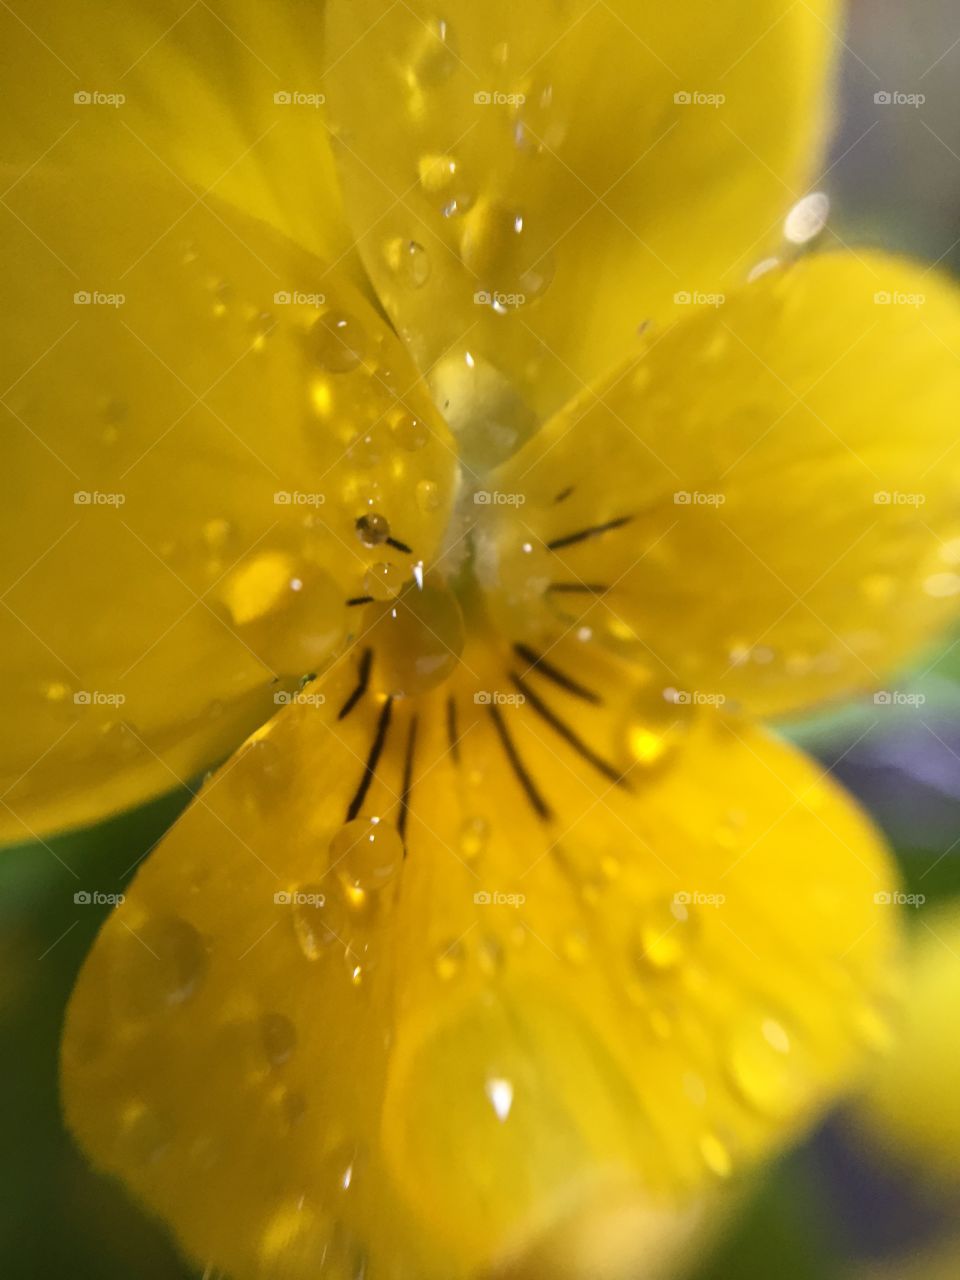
305, 311, 369, 373
924, 572, 960, 598
383, 237, 431, 288
485, 1076, 514, 1121
331, 817, 404, 892
434, 937, 465, 980
726, 1014, 812, 1117
292, 886, 347, 960
390, 409, 430, 451
477, 934, 505, 977
119, 916, 208, 1014
364, 561, 406, 600
562, 929, 590, 965
41, 679, 71, 704
625, 676, 695, 768
367, 583, 465, 696
220, 555, 346, 676
416, 478, 441, 512
460, 198, 554, 300
406, 17, 459, 88
117, 1101, 173, 1165
784, 191, 830, 245
459, 815, 490, 862
259, 1012, 297, 1066
699, 1131, 733, 1179
417, 152, 458, 193
633, 898, 696, 972
356, 512, 390, 547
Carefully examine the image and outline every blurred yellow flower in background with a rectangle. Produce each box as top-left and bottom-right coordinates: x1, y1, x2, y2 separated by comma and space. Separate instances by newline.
2, 1, 960, 1277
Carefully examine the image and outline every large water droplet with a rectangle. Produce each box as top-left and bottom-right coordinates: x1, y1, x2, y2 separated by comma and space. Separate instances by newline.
119, 915, 208, 1015
383, 237, 431, 289
331, 817, 404, 892
305, 311, 369, 373
356, 513, 390, 548
260, 1012, 297, 1066
291, 885, 347, 960
625, 674, 696, 768
726, 1014, 813, 1118
367, 583, 465, 696
632, 897, 696, 972
406, 17, 459, 88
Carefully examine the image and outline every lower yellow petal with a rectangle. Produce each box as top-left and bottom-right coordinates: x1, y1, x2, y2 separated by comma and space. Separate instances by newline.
478, 252, 960, 718
0, 170, 456, 840
62, 614, 901, 1277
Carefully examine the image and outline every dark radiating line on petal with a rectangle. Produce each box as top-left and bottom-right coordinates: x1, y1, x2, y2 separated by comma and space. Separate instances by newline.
509, 672, 628, 788
512, 643, 601, 705
346, 595, 374, 607
553, 485, 575, 504
337, 648, 373, 721
546, 514, 632, 551
446, 694, 460, 765
385, 536, 412, 554
346, 696, 393, 822
398, 714, 419, 847
487, 703, 552, 820
546, 582, 610, 595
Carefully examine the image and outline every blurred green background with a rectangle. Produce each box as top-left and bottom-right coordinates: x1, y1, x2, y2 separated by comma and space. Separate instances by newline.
5, 1, 960, 1276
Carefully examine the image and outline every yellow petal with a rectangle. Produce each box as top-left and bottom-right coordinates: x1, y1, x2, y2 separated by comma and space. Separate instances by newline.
0, 0, 356, 268
323, 0, 838, 424
477, 252, 960, 718
0, 169, 456, 841
856, 898, 960, 1183
62, 614, 900, 1279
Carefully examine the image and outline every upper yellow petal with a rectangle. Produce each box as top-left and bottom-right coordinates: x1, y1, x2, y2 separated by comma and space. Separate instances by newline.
478, 251, 960, 719
323, 0, 839, 421
0, 0, 358, 271
0, 168, 456, 841
62, 611, 900, 1278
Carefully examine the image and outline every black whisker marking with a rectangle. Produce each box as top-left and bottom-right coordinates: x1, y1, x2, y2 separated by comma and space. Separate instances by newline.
346, 696, 393, 821
512, 643, 601, 705
346, 595, 374, 607
398, 714, 419, 847
546, 514, 632, 551
510, 672, 628, 789
385, 536, 412, 554
337, 648, 373, 721
487, 703, 552, 820
446, 694, 460, 764
546, 582, 610, 595
553, 485, 575, 504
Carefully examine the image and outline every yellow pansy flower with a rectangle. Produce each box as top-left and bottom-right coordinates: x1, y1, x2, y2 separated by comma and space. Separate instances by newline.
1, 0, 959, 1276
